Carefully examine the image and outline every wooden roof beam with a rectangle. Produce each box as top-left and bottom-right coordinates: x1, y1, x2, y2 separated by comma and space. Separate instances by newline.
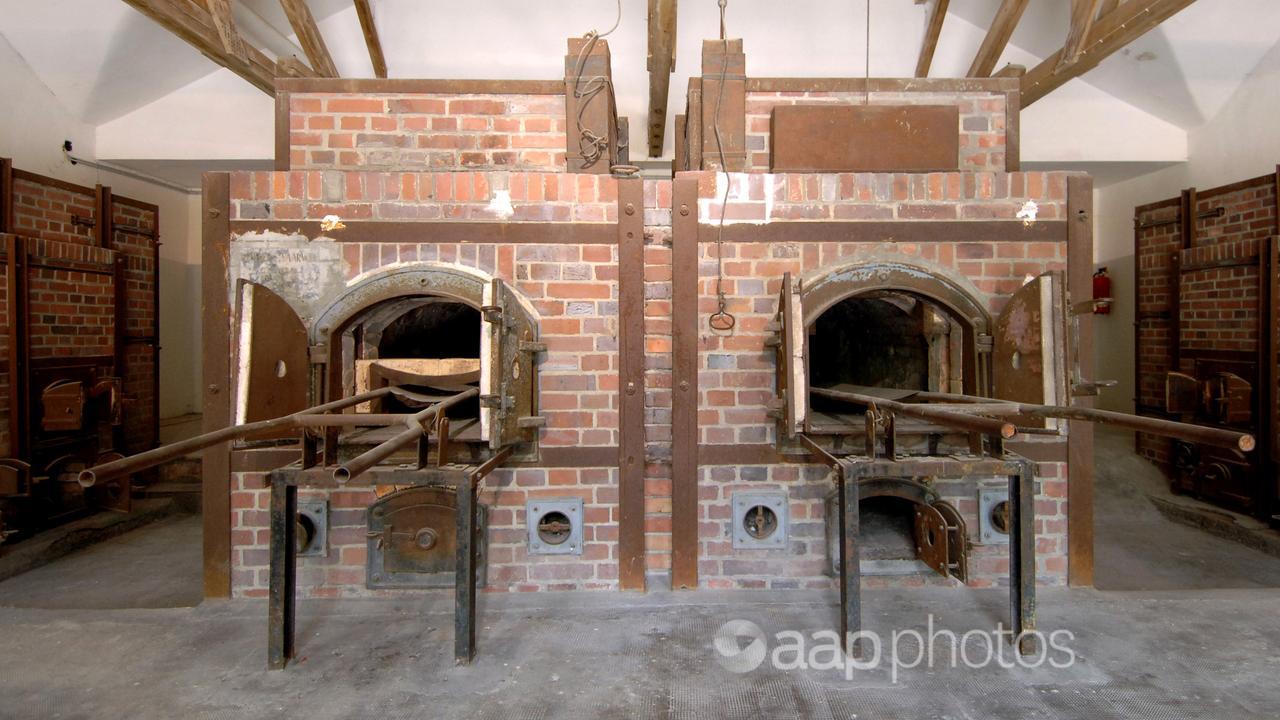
646, 0, 677, 157
915, 0, 950, 78
1022, 0, 1199, 106
278, 0, 338, 77
353, 0, 387, 78
967, 0, 1028, 77
1058, 0, 1104, 72
122, 0, 280, 94
204, 0, 246, 61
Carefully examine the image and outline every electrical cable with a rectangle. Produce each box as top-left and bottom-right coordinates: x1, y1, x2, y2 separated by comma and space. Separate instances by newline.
864, 0, 871, 105
570, 0, 622, 170
708, 0, 736, 332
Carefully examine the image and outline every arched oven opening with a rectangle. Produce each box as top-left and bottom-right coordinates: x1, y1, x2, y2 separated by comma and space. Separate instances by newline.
334, 295, 486, 460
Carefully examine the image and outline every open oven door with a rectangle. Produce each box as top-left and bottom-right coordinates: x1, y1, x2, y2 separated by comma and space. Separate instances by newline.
992, 272, 1067, 427
772, 271, 807, 438
234, 280, 310, 440
481, 279, 541, 450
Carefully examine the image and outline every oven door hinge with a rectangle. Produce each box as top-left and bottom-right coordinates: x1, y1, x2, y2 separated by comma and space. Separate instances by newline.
976, 333, 993, 353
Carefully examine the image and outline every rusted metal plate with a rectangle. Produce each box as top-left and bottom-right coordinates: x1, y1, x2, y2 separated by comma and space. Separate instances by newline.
617, 178, 646, 591
913, 502, 950, 578
1206, 372, 1252, 425
933, 500, 969, 582
40, 380, 85, 432
670, 175, 700, 590
366, 486, 486, 588
775, 272, 806, 438
993, 272, 1064, 408
234, 281, 309, 439
769, 105, 960, 173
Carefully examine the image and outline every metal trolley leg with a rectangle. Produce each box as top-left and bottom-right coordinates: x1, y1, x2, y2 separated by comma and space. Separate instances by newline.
268, 479, 297, 670
1009, 459, 1037, 654
454, 474, 478, 665
837, 463, 862, 655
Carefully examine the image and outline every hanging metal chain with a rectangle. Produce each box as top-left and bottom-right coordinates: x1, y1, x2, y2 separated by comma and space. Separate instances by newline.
709, 0, 736, 332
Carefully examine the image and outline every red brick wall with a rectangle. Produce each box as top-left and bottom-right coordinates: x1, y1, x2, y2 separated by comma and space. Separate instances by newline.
686, 171, 1071, 588
112, 201, 159, 453
230, 170, 615, 223
745, 91, 1010, 173
25, 239, 116, 359
10, 178, 96, 245
0, 170, 159, 460
288, 94, 568, 172
227, 169, 622, 597
1135, 177, 1277, 470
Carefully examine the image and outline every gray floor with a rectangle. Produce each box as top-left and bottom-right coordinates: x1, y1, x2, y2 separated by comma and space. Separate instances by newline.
1093, 429, 1280, 590
2, 438, 1280, 719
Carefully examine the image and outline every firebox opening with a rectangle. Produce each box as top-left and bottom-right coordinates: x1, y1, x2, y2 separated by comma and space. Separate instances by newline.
809, 291, 963, 395
859, 496, 919, 564
341, 296, 483, 434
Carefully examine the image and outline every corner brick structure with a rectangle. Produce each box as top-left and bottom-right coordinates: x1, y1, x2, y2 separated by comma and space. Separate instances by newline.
217, 71, 1089, 599
1134, 172, 1278, 516
0, 165, 159, 464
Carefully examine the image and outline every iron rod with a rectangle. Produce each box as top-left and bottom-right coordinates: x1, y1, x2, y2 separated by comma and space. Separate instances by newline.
811, 386, 1017, 438
78, 387, 397, 487
892, 388, 1254, 452
333, 388, 479, 483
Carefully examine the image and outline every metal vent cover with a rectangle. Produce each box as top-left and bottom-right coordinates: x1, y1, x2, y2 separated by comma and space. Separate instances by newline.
527, 498, 584, 555
732, 492, 789, 549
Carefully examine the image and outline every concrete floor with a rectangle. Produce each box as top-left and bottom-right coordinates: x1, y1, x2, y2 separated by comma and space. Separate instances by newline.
1, 437, 1279, 718
1092, 429, 1280, 590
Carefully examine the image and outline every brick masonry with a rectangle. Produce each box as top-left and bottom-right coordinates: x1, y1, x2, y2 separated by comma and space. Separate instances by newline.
0, 171, 158, 457
227, 169, 622, 597
681, 171, 1072, 588
1135, 176, 1278, 471
225, 86, 1079, 597
288, 94, 568, 173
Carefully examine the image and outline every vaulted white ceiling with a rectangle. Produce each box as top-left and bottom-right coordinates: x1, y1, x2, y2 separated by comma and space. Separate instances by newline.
3, 0, 1278, 173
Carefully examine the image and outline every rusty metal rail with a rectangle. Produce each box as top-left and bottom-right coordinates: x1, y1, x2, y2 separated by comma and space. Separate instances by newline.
880, 387, 1255, 452
810, 386, 1018, 438
77, 386, 477, 487
333, 388, 478, 483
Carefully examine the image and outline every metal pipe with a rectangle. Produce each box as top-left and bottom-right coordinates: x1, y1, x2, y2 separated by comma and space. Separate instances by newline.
811, 386, 1017, 438
78, 387, 397, 487
858, 387, 1253, 452
333, 389, 479, 483
293, 414, 412, 427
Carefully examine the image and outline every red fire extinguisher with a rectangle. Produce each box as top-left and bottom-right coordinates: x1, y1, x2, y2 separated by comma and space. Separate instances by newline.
1093, 267, 1112, 315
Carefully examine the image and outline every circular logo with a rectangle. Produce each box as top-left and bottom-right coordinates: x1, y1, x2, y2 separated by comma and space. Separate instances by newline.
713, 620, 767, 673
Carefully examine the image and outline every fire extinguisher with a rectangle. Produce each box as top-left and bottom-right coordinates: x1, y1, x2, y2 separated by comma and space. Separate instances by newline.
1093, 267, 1112, 315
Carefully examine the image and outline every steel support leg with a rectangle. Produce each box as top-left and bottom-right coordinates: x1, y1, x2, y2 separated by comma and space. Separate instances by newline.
268, 480, 297, 670
1009, 460, 1036, 654
837, 464, 861, 656
454, 474, 478, 665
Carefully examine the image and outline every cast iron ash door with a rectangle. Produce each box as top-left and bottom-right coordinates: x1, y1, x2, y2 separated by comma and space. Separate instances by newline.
367, 485, 487, 589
